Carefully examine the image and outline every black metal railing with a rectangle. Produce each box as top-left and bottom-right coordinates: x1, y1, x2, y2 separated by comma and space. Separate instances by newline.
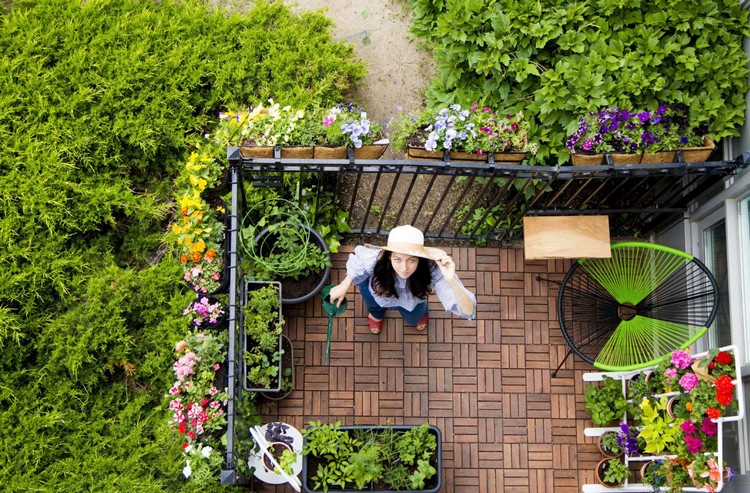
227, 147, 748, 243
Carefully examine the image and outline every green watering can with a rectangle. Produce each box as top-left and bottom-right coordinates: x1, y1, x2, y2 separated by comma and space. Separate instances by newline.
321, 284, 347, 364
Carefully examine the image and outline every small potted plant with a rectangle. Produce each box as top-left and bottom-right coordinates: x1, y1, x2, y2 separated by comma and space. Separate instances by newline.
584, 376, 628, 426
640, 460, 666, 490
597, 431, 623, 458
595, 457, 629, 488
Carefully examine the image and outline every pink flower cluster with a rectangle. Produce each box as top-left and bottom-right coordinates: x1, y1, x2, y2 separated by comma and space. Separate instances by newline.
167, 333, 229, 450
173, 351, 200, 381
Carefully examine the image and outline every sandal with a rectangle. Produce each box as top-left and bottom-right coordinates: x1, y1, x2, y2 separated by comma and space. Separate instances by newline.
415, 314, 429, 331
368, 315, 383, 334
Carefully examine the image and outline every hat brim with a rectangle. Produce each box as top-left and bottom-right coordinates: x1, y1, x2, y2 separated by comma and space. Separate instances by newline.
364, 243, 447, 261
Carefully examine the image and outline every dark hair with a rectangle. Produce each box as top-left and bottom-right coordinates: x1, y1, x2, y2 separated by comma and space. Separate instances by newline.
371, 251, 433, 299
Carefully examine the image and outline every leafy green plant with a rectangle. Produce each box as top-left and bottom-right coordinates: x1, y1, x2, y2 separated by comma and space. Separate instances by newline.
584, 376, 628, 426
275, 448, 298, 476
302, 423, 439, 492
601, 458, 629, 485
637, 395, 683, 455
243, 283, 284, 389
408, 0, 750, 164
241, 198, 331, 281
599, 431, 622, 456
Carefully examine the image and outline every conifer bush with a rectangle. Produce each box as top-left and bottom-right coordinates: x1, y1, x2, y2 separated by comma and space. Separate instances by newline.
0, 0, 365, 489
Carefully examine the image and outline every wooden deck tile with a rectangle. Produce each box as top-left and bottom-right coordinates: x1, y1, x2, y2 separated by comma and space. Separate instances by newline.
265, 247, 596, 492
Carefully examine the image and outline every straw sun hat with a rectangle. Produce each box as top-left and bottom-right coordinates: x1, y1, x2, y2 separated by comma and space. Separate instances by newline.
364, 225, 447, 261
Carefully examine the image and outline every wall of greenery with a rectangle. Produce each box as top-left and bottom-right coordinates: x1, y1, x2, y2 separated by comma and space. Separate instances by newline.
407, 0, 750, 164
0, 0, 364, 490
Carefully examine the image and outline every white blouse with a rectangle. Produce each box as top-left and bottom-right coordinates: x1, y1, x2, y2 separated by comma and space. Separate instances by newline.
346, 246, 477, 320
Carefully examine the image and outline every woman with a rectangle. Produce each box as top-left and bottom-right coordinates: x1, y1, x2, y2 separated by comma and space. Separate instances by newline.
327, 225, 476, 334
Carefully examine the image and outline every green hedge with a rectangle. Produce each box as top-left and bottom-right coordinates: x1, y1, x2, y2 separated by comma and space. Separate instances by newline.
408, 0, 750, 163
0, 0, 365, 489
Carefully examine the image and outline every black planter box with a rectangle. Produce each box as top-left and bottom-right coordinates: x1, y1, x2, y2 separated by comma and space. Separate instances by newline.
301, 424, 442, 493
242, 280, 283, 392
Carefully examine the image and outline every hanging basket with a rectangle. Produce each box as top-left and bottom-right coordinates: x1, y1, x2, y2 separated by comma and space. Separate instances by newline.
353, 143, 389, 159
280, 146, 314, 159
240, 145, 274, 158
313, 145, 347, 159
679, 136, 716, 163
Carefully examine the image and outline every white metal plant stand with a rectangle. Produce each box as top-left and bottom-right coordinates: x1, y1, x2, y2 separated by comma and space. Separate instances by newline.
581, 345, 745, 492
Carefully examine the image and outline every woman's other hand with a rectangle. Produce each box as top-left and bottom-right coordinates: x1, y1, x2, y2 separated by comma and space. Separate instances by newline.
435, 254, 456, 282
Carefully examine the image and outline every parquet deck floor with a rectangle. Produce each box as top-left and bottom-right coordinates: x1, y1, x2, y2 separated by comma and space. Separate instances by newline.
260, 246, 600, 492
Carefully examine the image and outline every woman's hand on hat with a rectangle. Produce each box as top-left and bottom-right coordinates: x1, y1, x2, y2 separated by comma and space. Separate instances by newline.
436, 254, 455, 282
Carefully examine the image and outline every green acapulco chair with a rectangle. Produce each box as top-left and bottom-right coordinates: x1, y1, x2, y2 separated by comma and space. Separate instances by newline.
557, 242, 719, 372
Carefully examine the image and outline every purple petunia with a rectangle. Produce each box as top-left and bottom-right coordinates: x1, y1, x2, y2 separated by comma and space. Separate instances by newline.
685, 434, 704, 454
701, 418, 718, 437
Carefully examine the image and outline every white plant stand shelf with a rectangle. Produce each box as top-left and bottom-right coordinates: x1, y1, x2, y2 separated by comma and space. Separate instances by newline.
580, 345, 745, 492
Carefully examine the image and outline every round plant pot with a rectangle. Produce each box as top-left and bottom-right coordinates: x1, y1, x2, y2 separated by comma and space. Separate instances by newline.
252, 222, 331, 305
596, 431, 624, 459
595, 458, 625, 489
262, 441, 293, 473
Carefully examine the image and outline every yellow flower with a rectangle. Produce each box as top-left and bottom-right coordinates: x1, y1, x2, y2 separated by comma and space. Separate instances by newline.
189, 175, 207, 190
189, 241, 206, 254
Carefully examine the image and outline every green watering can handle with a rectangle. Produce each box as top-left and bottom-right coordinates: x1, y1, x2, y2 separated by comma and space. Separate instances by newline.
321, 284, 347, 365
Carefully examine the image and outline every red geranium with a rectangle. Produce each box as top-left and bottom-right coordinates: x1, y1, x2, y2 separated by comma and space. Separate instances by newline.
715, 375, 735, 394
706, 407, 721, 420
717, 391, 734, 406
179, 421, 187, 434
714, 351, 733, 365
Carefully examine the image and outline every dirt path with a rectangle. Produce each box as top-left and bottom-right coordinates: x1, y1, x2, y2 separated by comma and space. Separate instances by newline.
286, 0, 434, 150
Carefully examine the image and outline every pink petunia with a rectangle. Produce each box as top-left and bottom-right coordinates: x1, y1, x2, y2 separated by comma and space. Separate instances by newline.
679, 373, 699, 392
671, 350, 692, 369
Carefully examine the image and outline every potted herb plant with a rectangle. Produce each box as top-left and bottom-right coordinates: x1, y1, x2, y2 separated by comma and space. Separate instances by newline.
242, 281, 284, 392
259, 333, 294, 401
584, 376, 628, 426
594, 457, 629, 488
301, 421, 442, 493
597, 431, 623, 458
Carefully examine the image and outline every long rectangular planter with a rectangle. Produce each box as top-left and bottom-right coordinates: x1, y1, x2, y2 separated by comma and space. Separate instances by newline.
301, 424, 442, 493
242, 280, 283, 392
